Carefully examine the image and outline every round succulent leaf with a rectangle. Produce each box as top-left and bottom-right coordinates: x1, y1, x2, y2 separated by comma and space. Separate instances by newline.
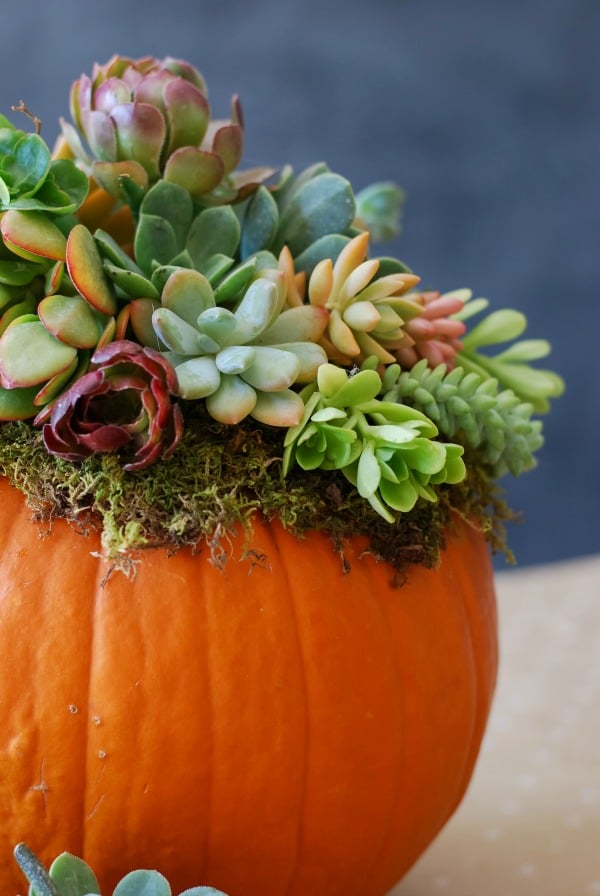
13, 159, 90, 215
37, 294, 104, 348
1, 210, 67, 261
374, 256, 414, 277
0, 383, 39, 420
196, 306, 237, 346
85, 108, 119, 161
241, 345, 300, 391
162, 268, 215, 323
152, 307, 203, 354
0, 296, 37, 337
493, 338, 552, 363
127, 298, 162, 346
0, 258, 43, 286
326, 368, 382, 408
212, 123, 243, 174
253, 305, 329, 346
110, 102, 166, 179
66, 223, 117, 314
251, 387, 305, 427
275, 162, 330, 216
48, 851, 100, 895
112, 868, 171, 896
460, 308, 527, 349
378, 475, 419, 513
163, 76, 210, 153
173, 355, 220, 399
354, 181, 405, 243
1, 131, 50, 197
275, 173, 356, 256
231, 277, 282, 345
185, 206, 241, 269
140, 179, 194, 248
0, 318, 78, 387
134, 214, 179, 275
205, 372, 257, 424
356, 441, 382, 498
215, 344, 256, 375
240, 186, 279, 259
164, 146, 224, 197
179, 888, 230, 896
342, 301, 381, 332
91, 159, 149, 199
272, 341, 328, 382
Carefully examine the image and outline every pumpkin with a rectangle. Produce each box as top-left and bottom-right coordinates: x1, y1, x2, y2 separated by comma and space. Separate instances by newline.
0, 477, 497, 896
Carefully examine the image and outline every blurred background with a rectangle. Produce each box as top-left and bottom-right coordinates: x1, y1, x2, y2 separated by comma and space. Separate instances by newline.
1, 0, 597, 567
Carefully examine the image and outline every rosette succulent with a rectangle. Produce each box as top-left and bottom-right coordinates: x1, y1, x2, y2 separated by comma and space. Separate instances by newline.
60, 54, 267, 206
42, 340, 182, 470
0, 51, 565, 561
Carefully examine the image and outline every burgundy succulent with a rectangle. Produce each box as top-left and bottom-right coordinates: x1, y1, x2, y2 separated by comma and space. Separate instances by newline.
42, 341, 183, 471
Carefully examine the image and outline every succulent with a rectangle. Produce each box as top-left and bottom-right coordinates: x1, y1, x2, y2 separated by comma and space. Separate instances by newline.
145, 267, 328, 426
14, 842, 229, 896
283, 363, 466, 522
60, 54, 270, 207
42, 340, 183, 471
391, 288, 468, 369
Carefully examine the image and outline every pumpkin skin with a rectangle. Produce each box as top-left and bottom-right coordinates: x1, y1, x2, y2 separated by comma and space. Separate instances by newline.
0, 478, 497, 896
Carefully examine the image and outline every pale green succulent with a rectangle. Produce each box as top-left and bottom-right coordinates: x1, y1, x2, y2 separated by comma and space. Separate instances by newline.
14, 842, 229, 896
283, 363, 466, 522
137, 266, 328, 425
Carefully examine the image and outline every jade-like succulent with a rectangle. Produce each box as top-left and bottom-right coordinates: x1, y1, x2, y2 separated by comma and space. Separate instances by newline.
60, 54, 268, 206
14, 842, 229, 896
283, 363, 466, 522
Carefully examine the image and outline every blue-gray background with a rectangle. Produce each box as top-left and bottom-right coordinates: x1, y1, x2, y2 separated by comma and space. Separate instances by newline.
1, 0, 597, 567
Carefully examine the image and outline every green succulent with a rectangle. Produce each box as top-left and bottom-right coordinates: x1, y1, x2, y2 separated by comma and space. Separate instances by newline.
454, 295, 565, 413
134, 266, 328, 425
14, 842, 229, 896
283, 363, 466, 522
381, 358, 545, 477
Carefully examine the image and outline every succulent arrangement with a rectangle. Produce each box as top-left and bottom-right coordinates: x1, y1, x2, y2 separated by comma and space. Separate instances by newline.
0, 53, 564, 565
14, 843, 229, 896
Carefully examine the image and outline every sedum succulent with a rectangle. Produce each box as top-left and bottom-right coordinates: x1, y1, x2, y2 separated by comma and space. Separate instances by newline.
14, 842, 230, 896
283, 363, 466, 522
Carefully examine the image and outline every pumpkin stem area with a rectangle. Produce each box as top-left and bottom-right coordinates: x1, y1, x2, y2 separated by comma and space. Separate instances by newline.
0, 411, 515, 574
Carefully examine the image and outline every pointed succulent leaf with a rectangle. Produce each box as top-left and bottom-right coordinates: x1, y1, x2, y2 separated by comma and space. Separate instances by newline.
205, 373, 257, 424
134, 214, 179, 274
37, 294, 104, 349
0, 318, 78, 387
94, 228, 143, 275
356, 441, 381, 498
164, 146, 224, 197
173, 356, 221, 399
230, 277, 281, 343
1, 131, 50, 197
1, 209, 67, 261
66, 223, 117, 314
251, 388, 305, 426
493, 339, 552, 363
213, 257, 257, 303
275, 173, 356, 256
112, 868, 171, 896
240, 186, 279, 258
103, 261, 160, 300
185, 206, 241, 269
139, 179, 194, 248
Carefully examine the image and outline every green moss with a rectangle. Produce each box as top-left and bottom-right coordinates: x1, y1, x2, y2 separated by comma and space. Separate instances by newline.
0, 410, 516, 575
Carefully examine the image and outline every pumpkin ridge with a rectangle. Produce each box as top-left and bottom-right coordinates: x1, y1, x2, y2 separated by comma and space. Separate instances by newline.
269, 521, 313, 896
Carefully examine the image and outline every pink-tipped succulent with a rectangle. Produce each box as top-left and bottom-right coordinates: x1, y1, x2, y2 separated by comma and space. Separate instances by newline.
392, 288, 468, 369
60, 54, 255, 202
42, 340, 183, 471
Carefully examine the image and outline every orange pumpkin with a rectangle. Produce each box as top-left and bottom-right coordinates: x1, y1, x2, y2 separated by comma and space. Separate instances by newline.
0, 477, 497, 896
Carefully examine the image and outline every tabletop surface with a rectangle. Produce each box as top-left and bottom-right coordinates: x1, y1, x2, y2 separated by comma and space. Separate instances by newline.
391, 551, 600, 896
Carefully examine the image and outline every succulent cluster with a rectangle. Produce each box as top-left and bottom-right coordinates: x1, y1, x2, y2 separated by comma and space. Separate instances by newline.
14, 842, 229, 896
0, 54, 564, 529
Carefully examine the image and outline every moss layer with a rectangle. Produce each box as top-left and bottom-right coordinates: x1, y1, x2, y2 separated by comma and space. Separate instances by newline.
0, 410, 516, 575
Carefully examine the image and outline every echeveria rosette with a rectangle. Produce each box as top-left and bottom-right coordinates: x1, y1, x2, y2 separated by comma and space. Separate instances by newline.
283, 363, 466, 523
14, 842, 230, 896
42, 340, 183, 471
143, 266, 328, 426
61, 54, 269, 206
